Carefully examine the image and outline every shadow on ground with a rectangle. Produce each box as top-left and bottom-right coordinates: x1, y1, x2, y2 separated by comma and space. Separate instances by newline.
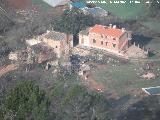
132, 34, 153, 47
117, 96, 160, 120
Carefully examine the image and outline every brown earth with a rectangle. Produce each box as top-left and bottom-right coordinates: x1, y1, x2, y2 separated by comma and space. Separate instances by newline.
0, 64, 17, 77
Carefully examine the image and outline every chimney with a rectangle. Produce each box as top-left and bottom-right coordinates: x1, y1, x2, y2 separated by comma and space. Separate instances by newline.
134, 42, 135, 46
66, 34, 69, 44
46, 30, 50, 34
143, 46, 145, 50
37, 36, 40, 40
113, 25, 116, 29
109, 24, 112, 28
146, 49, 149, 54
122, 28, 125, 32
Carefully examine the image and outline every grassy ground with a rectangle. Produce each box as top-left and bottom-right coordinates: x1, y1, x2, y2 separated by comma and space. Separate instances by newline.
92, 0, 160, 33
91, 62, 160, 97
142, 20, 160, 33
146, 37, 160, 51
146, 38, 160, 59
92, 0, 149, 20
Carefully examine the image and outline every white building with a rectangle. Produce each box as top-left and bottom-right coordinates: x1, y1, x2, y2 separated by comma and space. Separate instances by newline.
43, 0, 70, 7
82, 7, 108, 17
26, 38, 42, 46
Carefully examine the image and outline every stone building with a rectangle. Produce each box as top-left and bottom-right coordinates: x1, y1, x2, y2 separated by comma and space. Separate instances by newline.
42, 30, 73, 58
9, 50, 28, 62
79, 24, 132, 54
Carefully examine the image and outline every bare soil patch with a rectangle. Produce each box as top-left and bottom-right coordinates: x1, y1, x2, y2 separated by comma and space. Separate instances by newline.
0, 64, 17, 77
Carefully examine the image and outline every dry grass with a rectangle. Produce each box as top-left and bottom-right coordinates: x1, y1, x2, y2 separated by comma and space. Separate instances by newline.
0, 64, 17, 77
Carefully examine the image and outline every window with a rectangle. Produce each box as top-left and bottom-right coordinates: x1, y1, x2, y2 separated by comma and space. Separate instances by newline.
55, 46, 58, 48
106, 42, 108, 46
93, 39, 96, 43
112, 44, 116, 48
101, 34, 103, 38
67, 39, 69, 44
113, 38, 116, 40
101, 41, 103, 45
105, 36, 107, 39
81, 38, 84, 44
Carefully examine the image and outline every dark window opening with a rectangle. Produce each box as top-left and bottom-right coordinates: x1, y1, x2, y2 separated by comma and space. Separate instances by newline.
81, 38, 84, 44
113, 38, 116, 40
101, 41, 103, 45
93, 39, 96, 43
113, 44, 116, 48
106, 42, 108, 46
67, 39, 69, 44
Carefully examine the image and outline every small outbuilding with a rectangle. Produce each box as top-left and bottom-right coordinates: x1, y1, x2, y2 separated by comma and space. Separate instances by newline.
82, 7, 109, 17
142, 86, 160, 95
26, 38, 42, 46
69, 2, 86, 10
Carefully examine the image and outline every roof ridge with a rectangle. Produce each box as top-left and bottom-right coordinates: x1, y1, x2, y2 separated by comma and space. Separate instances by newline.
90, 24, 125, 38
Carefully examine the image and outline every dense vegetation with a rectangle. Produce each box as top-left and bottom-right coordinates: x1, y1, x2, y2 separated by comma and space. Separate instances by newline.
0, 37, 10, 65
150, 0, 160, 10
53, 9, 100, 35
0, 37, 10, 57
150, 0, 160, 15
0, 75, 112, 120
0, 81, 50, 120
0, 1, 160, 120
118, 96, 160, 120
52, 85, 111, 120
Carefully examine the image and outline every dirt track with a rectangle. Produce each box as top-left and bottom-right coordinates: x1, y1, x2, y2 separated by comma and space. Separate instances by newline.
0, 64, 17, 77
81, 71, 106, 92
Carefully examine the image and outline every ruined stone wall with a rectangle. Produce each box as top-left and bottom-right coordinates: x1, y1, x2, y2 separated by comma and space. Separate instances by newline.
43, 38, 62, 58
119, 32, 129, 51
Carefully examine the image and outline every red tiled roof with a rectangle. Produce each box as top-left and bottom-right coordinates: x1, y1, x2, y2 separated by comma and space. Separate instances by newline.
89, 24, 125, 38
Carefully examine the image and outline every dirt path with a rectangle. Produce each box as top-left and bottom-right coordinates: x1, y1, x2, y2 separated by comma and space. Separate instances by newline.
87, 77, 106, 92
81, 73, 106, 92
80, 62, 107, 91
0, 64, 18, 77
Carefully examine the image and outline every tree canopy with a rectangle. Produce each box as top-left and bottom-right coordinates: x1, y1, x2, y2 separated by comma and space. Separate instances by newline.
52, 84, 111, 120
0, 37, 10, 57
149, 0, 160, 15
0, 81, 50, 120
53, 9, 100, 35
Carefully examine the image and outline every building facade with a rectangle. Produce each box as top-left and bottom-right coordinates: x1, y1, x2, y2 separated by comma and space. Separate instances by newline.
79, 24, 132, 53
42, 30, 73, 58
